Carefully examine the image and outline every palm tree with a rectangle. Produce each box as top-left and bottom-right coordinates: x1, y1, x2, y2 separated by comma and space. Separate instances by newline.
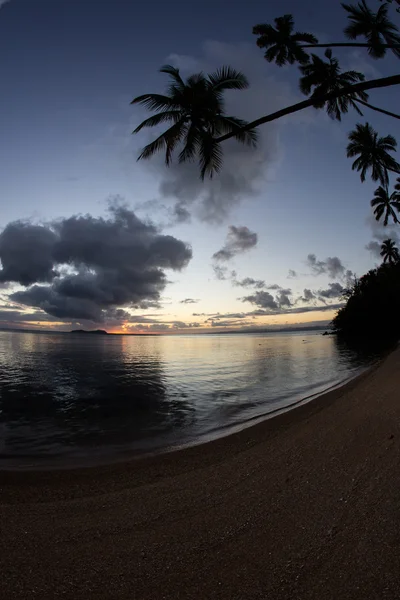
342, 0, 400, 58
299, 49, 368, 120
346, 122, 400, 186
380, 238, 400, 263
253, 15, 318, 66
131, 65, 257, 179
395, 177, 400, 191
370, 185, 400, 225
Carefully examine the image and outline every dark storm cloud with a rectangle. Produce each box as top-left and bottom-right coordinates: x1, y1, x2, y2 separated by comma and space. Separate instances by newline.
306, 254, 346, 279
213, 226, 258, 262
2, 203, 192, 322
0, 222, 58, 286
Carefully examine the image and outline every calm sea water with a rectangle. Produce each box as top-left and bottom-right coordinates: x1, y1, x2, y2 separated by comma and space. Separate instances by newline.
0, 330, 382, 467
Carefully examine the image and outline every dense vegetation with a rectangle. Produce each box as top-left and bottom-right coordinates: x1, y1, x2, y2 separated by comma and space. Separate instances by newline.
332, 239, 400, 339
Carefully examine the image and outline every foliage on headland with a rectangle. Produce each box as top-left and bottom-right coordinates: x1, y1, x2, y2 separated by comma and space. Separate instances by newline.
332, 239, 400, 339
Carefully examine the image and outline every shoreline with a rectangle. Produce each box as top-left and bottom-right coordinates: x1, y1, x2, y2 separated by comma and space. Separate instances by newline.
0, 360, 378, 474
1, 348, 400, 599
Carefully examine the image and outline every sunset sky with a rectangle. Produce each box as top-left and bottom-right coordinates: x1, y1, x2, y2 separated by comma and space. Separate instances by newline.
0, 0, 399, 333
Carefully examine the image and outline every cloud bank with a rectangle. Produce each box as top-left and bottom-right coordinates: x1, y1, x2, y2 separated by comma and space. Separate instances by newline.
0, 203, 192, 323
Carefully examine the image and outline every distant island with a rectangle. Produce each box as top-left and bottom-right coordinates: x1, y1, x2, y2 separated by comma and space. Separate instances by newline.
70, 329, 108, 335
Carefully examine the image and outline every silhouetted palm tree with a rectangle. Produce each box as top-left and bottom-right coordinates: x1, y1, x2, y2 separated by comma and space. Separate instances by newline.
380, 238, 400, 263
346, 122, 400, 186
395, 177, 400, 191
299, 49, 368, 120
370, 185, 400, 225
131, 65, 257, 179
253, 15, 318, 66
342, 0, 400, 58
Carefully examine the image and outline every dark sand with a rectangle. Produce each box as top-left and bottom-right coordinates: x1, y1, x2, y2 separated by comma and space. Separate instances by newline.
1, 348, 400, 599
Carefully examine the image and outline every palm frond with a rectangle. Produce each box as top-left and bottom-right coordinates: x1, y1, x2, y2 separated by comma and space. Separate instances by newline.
199, 135, 224, 179
137, 119, 186, 165
215, 116, 258, 146
131, 93, 177, 111
292, 31, 319, 44
208, 67, 249, 91
178, 125, 200, 163
132, 110, 183, 133
159, 65, 185, 90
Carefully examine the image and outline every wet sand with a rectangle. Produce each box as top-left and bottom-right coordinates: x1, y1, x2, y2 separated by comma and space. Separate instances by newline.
1, 347, 400, 599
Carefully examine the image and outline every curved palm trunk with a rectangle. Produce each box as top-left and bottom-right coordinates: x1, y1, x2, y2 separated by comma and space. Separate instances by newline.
300, 43, 400, 50
216, 74, 400, 144
355, 99, 400, 120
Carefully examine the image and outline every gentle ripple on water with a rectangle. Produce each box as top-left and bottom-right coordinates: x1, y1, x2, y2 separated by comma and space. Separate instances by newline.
0, 330, 384, 466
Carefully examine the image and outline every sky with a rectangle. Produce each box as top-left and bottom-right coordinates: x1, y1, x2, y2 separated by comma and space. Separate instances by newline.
0, 0, 399, 334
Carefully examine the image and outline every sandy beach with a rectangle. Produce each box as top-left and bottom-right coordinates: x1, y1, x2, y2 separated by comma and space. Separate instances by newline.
1, 347, 400, 599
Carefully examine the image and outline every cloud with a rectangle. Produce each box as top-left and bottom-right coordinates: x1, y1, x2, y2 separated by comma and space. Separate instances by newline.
366, 216, 400, 261
179, 298, 199, 304
0, 222, 59, 286
0, 0, 11, 7
287, 269, 297, 279
366, 241, 381, 259
241, 290, 278, 310
248, 303, 344, 316
318, 282, 344, 299
212, 265, 236, 281
306, 254, 346, 279
233, 277, 265, 289
212, 225, 258, 261
134, 41, 300, 224
207, 312, 248, 321
276, 288, 292, 308
298, 288, 316, 303
2, 203, 192, 323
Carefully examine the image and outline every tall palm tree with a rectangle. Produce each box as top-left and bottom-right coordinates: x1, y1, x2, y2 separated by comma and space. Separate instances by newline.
395, 177, 400, 191
299, 49, 368, 120
370, 185, 400, 225
253, 15, 318, 66
342, 0, 400, 58
380, 238, 400, 263
346, 122, 400, 186
131, 65, 257, 179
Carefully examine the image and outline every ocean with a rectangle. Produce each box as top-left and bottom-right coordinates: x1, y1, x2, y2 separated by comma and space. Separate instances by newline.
0, 329, 381, 467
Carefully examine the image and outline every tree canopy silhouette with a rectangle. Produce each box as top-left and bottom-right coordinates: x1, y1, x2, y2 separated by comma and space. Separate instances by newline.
333, 240, 400, 339
370, 185, 400, 225
131, 65, 257, 178
132, 0, 400, 221
346, 122, 400, 186
380, 237, 400, 262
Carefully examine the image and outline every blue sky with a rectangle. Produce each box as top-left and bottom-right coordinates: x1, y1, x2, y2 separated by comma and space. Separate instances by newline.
0, 0, 399, 332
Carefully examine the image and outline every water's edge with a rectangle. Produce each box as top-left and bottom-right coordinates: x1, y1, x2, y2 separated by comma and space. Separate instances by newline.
0, 361, 376, 472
